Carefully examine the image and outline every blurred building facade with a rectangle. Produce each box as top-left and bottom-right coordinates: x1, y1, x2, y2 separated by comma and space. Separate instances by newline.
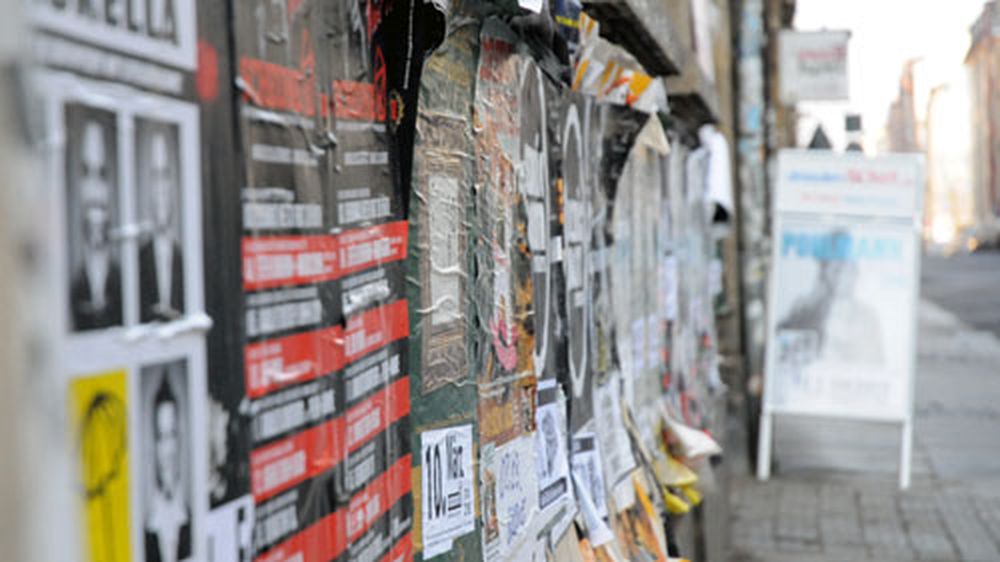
967, 0, 1000, 243
885, 52, 976, 248
886, 60, 921, 153
926, 82, 975, 246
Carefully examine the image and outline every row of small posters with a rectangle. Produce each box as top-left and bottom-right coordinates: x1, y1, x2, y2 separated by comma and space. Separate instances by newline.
36, 0, 722, 561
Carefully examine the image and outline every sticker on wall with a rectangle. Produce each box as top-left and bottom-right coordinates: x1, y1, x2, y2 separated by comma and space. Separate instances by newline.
421, 424, 475, 558
70, 370, 131, 562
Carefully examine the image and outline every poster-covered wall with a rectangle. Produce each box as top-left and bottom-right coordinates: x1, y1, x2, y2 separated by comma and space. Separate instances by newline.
33, 2, 729, 561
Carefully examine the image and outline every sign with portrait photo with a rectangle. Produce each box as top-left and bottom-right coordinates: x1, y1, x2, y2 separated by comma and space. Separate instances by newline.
764, 150, 924, 422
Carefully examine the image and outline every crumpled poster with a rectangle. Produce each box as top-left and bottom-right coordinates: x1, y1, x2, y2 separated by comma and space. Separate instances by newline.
609, 118, 668, 422
474, 20, 540, 561
407, 14, 483, 562
473, 17, 578, 561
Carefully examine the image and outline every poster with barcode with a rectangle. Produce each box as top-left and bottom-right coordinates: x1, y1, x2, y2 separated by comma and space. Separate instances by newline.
421, 424, 475, 558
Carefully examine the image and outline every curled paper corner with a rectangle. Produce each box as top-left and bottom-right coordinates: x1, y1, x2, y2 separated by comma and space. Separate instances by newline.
659, 402, 722, 459
572, 471, 614, 547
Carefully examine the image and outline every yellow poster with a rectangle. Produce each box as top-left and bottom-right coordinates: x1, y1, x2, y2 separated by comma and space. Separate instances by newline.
70, 371, 131, 562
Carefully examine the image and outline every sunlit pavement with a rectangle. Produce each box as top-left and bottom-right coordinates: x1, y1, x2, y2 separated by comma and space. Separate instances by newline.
728, 252, 1000, 561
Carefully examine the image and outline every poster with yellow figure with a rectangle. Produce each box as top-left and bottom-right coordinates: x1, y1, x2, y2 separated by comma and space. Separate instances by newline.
70, 370, 131, 562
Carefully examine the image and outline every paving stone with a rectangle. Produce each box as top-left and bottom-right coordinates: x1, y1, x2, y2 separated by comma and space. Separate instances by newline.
819, 512, 864, 547
774, 538, 822, 554
776, 515, 819, 542
863, 521, 911, 551
819, 484, 857, 515
973, 497, 1000, 547
937, 499, 1000, 562
727, 297, 1000, 562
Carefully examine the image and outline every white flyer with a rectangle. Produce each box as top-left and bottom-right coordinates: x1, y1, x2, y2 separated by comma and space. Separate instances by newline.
518, 0, 544, 14
535, 382, 572, 511
205, 495, 254, 562
481, 436, 540, 562
421, 424, 475, 558
592, 373, 637, 488
570, 432, 608, 519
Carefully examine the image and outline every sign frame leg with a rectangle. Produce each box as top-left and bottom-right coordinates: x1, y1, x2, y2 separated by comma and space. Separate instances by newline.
899, 420, 912, 490
756, 410, 773, 481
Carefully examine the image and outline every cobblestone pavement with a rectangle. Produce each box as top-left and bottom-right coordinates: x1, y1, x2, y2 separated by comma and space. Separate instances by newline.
728, 296, 1000, 562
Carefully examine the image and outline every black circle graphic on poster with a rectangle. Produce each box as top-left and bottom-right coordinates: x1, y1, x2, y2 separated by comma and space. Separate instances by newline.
518, 59, 551, 379
562, 103, 589, 399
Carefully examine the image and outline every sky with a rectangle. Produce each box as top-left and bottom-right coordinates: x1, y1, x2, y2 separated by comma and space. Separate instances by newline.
793, 0, 988, 151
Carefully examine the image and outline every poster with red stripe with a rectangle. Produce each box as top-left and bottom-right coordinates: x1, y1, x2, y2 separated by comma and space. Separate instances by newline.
211, 0, 441, 560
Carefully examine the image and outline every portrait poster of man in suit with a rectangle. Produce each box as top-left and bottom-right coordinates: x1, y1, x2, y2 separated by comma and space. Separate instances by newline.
136, 119, 185, 323
66, 103, 123, 332
141, 359, 193, 562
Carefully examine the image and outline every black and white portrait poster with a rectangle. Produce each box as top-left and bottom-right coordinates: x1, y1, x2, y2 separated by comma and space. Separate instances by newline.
65, 102, 123, 332
42, 72, 204, 335
135, 118, 185, 323
39, 72, 205, 332
39, 70, 209, 562
140, 358, 194, 562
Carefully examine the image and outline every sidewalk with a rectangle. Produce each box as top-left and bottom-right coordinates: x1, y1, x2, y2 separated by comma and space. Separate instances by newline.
728, 300, 1000, 561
